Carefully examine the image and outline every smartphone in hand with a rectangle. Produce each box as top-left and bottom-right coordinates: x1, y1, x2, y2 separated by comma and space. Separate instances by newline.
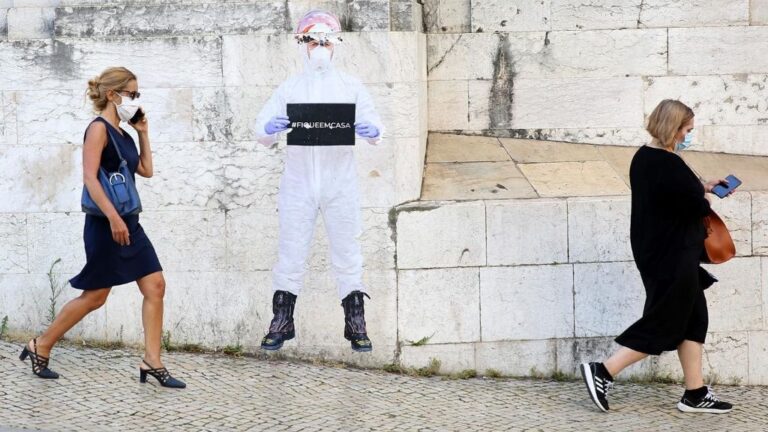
130, 108, 145, 124
712, 174, 742, 198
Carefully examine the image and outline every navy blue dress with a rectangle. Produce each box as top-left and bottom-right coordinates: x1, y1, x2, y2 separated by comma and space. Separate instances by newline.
69, 117, 162, 290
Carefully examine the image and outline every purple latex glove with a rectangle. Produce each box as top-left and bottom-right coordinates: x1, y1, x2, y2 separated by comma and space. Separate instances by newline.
265, 115, 290, 135
355, 122, 380, 139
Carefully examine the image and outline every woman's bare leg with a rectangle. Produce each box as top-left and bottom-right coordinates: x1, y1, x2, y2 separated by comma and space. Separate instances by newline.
677, 340, 705, 389
603, 347, 649, 377
136, 271, 165, 368
34, 288, 112, 357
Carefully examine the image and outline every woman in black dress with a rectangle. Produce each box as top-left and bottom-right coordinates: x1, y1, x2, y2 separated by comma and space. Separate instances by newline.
19, 67, 184, 388
580, 99, 731, 413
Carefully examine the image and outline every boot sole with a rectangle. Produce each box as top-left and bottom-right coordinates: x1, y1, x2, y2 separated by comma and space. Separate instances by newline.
261, 331, 295, 351
351, 346, 372, 353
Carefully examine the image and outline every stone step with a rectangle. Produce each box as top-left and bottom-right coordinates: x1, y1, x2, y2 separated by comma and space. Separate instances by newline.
422, 132, 768, 201
1, 1, 420, 40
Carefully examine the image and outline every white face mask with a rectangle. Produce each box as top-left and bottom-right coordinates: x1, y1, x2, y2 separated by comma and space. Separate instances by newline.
308, 46, 332, 73
113, 93, 141, 123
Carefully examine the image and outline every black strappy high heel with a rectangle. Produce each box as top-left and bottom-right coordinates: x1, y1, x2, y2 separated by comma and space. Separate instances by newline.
139, 359, 186, 388
19, 338, 59, 379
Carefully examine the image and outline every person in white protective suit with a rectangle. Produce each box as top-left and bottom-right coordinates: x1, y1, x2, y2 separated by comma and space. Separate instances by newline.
254, 10, 383, 352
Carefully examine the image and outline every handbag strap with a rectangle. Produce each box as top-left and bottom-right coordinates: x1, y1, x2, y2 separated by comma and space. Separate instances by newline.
98, 117, 127, 165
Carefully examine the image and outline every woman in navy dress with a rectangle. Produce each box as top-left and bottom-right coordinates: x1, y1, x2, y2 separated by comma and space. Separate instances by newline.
19, 67, 185, 388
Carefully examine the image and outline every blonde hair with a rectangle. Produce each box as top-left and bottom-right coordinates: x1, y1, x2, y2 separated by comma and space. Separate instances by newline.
86, 67, 137, 112
646, 99, 694, 149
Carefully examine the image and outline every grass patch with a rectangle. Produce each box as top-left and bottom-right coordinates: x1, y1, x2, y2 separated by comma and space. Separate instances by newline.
0, 316, 8, 340
406, 333, 435, 347
484, 368, 503, 379
222, 344, 244, 357
445, 369, 477, 380
383, 358, 442, 378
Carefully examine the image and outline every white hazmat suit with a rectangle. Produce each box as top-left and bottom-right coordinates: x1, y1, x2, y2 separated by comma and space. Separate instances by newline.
254, 44, 383, 300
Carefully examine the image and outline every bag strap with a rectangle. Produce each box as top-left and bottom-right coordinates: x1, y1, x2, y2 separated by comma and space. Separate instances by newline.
97, 117, 127, 165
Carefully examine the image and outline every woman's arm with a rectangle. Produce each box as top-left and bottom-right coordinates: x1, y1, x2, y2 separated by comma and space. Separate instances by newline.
83, 122, 131, 245
132, 118, 153, 178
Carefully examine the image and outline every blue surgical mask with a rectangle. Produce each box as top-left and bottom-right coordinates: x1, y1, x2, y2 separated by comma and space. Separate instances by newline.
675, 132, 693, 152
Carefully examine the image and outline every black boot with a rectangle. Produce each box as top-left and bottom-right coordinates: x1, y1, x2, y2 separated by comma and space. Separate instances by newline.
261, 290, 297, 351
342, 291, 372, 352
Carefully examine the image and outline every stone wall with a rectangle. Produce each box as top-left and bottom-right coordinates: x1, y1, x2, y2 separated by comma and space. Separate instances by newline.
0, 0, 426, 368
394, 193, 768, 385
425, 0, 768, 156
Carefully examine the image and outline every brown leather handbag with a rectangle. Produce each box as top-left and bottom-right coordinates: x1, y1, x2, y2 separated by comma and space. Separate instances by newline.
702, 209, 736, 264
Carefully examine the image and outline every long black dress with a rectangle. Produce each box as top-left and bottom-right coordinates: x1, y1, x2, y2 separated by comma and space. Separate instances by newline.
69, 117, 162, 290
614, 145, 717, 355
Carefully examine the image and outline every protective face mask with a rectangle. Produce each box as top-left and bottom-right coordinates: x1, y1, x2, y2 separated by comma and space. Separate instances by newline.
308, 46, 332, 72
113, 94, 141, 123
675, 132, 693, 152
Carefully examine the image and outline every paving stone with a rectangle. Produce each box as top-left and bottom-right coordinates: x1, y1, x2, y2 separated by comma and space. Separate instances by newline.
4, 340, 765, 430
426, 133, 509, 163
500, 138, 602, 163
519, 161, 630, 198
422, 162, 537, 200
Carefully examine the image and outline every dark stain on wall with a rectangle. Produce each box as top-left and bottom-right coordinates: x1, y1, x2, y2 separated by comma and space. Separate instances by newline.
488, 33, 515, 129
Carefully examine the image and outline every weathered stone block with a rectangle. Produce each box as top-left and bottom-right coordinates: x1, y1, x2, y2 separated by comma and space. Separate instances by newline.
568, 196, 633, 263
396, 202, 486, 269
370, 82, 423, 139
218, 141, 283, 210
356, 137, 396, 208
428, 80, 468, 131
574, 262, 645, 337
139, 210, 227, 272
640, 0, 749, 28
427, 134, 508, 163
669, 27, 768, 75
225, 207, 279, 272
54, 2, 289, 38
754, 193, 768, 254
471, 0, 550, 32
749, 331, 768, 385
707, 191, 751, 257
0, 145, 81, 212
398, 268, 480, 344
389, 0, 420, 32
653, 332, 749, 385
422, 161, 537, 201
753, 0, 768, 25
486, 200, 568, 265
0, 273, 78, 335
480, 265, 574, 341
429, 30, 666, 81
475, 340, 557, 377
698, 125, 768, 156
512, 78, 644, 128
551, 0, 639, 30
224, 32, 421, 87
15, 90, 93, 145
0, 8, 7, 37
556, 337, 653, 378
400, 343, 475, 373
704, 257, 762, 332
394, 135, 426, 204
0, 36, 222, 91
0, 214, 28, 273
422, 0, 471, 33
7, 7, 54, 40
644, 75, 768, 127
139, 141, 225, 211
0, 91, 17, 145
27, 212, 85, 274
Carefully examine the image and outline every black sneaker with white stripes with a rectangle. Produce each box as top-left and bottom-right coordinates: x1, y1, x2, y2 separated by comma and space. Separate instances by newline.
580, 362, 614, 412
677, 387, 733, 414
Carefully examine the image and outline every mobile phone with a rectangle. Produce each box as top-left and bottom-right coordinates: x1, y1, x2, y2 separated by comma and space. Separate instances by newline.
130, 108, 145, 124
712, 174, 742, 198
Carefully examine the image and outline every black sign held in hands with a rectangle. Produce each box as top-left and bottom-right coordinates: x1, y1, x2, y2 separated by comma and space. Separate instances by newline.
287, 103, 356, 146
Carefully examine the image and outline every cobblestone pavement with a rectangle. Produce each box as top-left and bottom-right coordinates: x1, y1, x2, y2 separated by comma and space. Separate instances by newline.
1, 341, 767, 431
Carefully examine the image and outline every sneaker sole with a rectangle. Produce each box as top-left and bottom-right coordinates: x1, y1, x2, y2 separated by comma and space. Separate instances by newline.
677, 402, 732, 414
580, 363, 608, 413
